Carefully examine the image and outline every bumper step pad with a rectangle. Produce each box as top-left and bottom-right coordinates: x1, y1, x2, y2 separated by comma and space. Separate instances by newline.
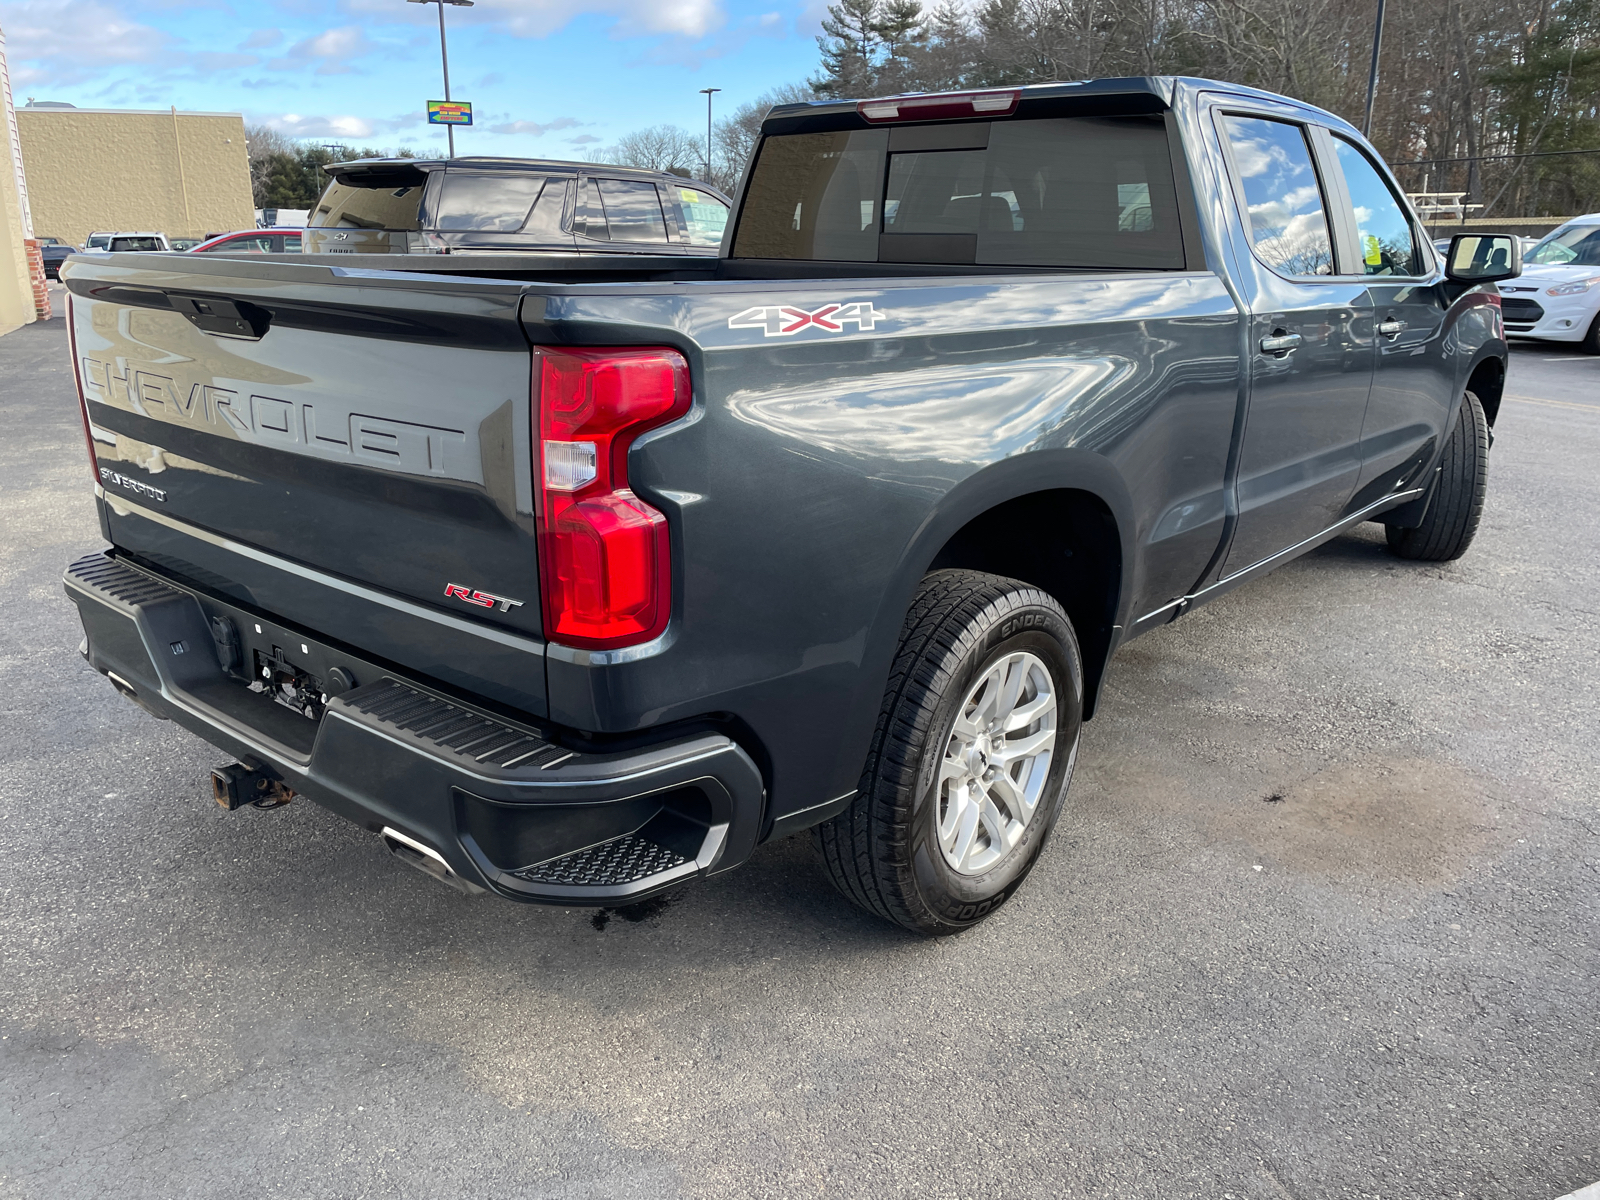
511, 835, 690, 887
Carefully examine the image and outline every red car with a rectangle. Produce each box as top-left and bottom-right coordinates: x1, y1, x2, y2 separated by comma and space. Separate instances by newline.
189, 230, 303, 254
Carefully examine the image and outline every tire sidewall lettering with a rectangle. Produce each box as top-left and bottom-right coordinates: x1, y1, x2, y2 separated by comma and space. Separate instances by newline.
911, 603, 1084, 930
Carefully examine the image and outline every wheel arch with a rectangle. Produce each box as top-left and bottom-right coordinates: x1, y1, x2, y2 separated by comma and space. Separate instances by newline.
1465, 352, 1507, 427
872, 452, 1134, 721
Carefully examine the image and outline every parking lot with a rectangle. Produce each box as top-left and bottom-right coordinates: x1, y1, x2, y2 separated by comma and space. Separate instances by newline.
1, 293, 1596, 1199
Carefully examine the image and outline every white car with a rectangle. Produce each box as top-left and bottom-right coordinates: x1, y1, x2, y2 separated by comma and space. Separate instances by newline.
1497, 214, 1600, 353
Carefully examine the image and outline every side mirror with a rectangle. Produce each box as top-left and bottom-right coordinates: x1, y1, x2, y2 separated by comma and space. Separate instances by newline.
1445, 233, 1522, 283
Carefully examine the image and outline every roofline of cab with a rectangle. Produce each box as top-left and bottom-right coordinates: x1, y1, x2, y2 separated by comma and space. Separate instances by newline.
764, 75, 1359, 140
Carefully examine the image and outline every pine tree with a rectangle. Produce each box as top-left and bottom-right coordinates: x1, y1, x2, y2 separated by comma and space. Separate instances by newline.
811, 0, 885, 97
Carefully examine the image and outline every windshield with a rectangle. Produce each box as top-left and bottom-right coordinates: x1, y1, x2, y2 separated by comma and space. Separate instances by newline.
1526, 224, 1600, 267
86, 235, 110, 249
733, 114, 1184, 268
109, 237, 164, 252
312, 177, 426, 231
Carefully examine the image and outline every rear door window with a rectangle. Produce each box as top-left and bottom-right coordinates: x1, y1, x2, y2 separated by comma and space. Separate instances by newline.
433, 172, 549, 231
584, 179, 670, 243
661, 185, 729, 247
732, 116, 1185, 268
1221, 115, 1335, 277
1332, 138, 1423, 275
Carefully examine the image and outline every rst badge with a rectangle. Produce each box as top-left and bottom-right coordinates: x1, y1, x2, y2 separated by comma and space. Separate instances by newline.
444, 583, 524, 613
728, 302, 883, 337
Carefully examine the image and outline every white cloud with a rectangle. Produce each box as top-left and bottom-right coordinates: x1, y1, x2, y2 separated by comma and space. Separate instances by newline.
345, 0, 724, 41
0, 0, 174, 86
291, 26, 373, 59
486, 117, 582, 136
635, 10, 782, 68
240, 28, 283, 50
259, 112, 378, 138
260, 25, 377, 72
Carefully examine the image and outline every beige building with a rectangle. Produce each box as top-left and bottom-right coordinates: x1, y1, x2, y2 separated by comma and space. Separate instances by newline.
16, 105, 254, 247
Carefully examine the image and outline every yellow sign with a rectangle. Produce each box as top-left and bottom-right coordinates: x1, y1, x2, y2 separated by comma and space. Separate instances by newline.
428, 101, 473, 126
1363, 234, 1382, 266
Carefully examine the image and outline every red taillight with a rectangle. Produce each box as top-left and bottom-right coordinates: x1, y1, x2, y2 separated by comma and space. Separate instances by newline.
857, 90, 1019, 123
65, 294, 99, 485
534, 346, 690, 650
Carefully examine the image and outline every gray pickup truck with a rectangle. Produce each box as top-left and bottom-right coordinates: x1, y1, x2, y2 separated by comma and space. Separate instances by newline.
61, 77, 1519, 934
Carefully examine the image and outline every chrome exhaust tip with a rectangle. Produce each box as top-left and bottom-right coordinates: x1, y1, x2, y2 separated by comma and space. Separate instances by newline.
381, 827, 482, 894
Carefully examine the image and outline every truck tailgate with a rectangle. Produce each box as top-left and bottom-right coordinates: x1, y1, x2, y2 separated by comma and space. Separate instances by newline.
65, 254, 547, 714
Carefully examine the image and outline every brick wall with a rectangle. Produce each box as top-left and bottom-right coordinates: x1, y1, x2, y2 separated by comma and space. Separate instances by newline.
22, 236, 47, 319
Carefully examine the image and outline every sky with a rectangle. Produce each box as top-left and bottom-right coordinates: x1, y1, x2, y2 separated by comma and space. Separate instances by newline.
0, 0, 828, 158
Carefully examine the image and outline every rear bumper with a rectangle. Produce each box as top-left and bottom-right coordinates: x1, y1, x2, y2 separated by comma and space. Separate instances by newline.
64, 551, 765, 904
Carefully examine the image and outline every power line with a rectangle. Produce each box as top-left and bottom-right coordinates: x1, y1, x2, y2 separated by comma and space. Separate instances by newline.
1393, 148, 1600, 167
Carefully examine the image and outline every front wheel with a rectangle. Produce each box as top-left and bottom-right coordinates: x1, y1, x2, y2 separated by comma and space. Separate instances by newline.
1581, 312, 1600, 356
814, 570, 1083, 935
1386, 388, 1489, 562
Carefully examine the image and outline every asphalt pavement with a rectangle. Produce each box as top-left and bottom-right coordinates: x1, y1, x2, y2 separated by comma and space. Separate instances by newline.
2, 289, 1597, 1199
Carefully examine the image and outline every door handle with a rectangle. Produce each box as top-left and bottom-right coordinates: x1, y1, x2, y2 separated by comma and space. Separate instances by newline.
1259, 332, 1302, 355
1377, 318, 1407, 338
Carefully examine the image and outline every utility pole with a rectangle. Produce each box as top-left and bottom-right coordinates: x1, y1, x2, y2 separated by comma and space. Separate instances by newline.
1362, 0, 1386, 137
408, 0, 474, 157
699, 87, 720, 184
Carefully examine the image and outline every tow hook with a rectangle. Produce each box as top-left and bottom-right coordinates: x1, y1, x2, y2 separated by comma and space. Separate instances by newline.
211, 762, 295, 811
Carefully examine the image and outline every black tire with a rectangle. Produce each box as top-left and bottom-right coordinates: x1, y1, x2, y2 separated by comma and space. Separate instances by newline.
1386, 388, 1489, 562
814, 569, 1083, 935
1581, 312, 1600, 356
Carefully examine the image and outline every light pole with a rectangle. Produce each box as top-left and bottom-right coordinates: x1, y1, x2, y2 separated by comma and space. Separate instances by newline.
699, 87, 720, 184
1362, 0, 1386, 137
408, 0, 474, 157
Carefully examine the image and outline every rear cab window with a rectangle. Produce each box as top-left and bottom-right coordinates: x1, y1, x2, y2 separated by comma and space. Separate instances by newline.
731, 115, 1186, 268
109, 237, 164, 252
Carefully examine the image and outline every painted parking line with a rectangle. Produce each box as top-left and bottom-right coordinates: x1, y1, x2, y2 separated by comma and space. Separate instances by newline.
1505, 394, 1600, 413
1554, 1181, 1600, 1200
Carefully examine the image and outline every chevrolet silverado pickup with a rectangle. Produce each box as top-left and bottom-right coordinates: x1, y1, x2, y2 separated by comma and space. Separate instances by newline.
61, 77, 1520, 934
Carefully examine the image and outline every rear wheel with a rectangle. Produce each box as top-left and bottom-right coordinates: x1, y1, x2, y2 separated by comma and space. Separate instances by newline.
1386, 388, 1489, 562
814, 570, 1083, 935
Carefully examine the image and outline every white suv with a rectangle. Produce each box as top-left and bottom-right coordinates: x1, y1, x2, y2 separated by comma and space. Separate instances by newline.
1498, 214, 1600, 353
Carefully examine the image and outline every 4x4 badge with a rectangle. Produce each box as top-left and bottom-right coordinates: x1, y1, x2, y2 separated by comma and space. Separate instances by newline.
728, 301, 882, 337
444, 583, 524, 613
